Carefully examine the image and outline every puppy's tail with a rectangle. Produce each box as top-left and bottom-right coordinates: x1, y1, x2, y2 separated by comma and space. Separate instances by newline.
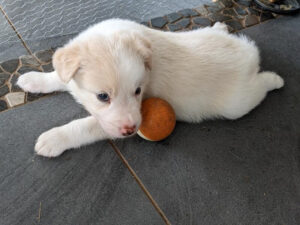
258, 71, 284, 92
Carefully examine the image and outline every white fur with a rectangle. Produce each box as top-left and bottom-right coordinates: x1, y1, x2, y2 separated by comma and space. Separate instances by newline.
17, 19, 284, 157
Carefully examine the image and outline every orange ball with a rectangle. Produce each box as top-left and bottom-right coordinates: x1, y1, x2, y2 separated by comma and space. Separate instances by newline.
137, 97, 176, 141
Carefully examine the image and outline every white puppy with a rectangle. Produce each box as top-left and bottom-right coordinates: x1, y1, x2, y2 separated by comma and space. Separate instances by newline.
17, 19, 284, 157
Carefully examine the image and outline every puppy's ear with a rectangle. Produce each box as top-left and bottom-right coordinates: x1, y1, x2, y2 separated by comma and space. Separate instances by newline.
53, 45, 80, 83
119, 32, 152, 71
133, 34, 152, 71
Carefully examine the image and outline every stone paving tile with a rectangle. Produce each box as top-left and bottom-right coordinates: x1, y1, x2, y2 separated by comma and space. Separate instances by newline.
206, 4, 224, 14
167, 24, 182, 31
20, 55, 40, 67
5, 92, 25, 107
0, 73, 10, 87
191, 25, 202, 30
17, 66, 42, 75
208, 13, 232, 22
166, 12, 183, 23
0, 99, 7, 111
178, 8, 199, 17
195, 5, 209, 16
244, 14, 259, 27
42, 63, 54, 72
225, 19, 244, 30
0, 1, 280, 111
34, 49, 53, 63
27, 93, 48, 102
226, 24, 235, 33
193, 17, 211, 26
10, 74, 22, 92
175, 18, 191, 28
141, 21, 149, 27
150, 17, 168, 28
234, 0, 252, 7
0, 59, 20, 73
247, 7, 261, 16
0, 85, 9, 97
219, 0, 234, 8
234, 6, 248, 16
223, 8, 236, 16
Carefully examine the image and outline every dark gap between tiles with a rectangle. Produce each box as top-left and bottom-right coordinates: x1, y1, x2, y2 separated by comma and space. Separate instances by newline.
108, 140, 172, 225
0, 5, 33, 55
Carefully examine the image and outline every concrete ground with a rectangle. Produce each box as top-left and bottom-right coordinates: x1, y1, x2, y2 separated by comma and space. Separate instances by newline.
0, 0, 210, 62
0, 1, 299, 225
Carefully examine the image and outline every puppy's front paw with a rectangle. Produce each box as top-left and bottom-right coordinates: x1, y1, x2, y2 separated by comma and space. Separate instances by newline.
17, 72, 47, 93
35, 128, 69, 157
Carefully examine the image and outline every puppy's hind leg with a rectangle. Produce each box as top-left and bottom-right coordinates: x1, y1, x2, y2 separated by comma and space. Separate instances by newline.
17, 71, 67, 93
222, 71, 284, 120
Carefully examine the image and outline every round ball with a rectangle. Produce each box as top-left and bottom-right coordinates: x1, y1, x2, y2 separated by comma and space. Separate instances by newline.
137, 97, 176, 141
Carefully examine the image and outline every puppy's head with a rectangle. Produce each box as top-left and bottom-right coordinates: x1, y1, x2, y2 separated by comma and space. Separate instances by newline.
53, 31, 152, 138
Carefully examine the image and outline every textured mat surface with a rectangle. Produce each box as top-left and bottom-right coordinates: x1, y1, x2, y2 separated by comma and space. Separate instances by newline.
0, 94, 163, 225
0, 0, 209, 53
0, 14, 300, 225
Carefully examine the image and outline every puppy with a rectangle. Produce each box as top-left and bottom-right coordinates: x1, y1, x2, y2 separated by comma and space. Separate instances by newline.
17, 19, 284, 157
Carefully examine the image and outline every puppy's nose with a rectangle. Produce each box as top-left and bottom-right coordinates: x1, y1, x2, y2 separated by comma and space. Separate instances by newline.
121, 125, 136, 136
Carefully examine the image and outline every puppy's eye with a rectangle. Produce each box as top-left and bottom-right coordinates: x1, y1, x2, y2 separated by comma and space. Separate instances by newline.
135, 87, 141, 95
97, 92, 110, 102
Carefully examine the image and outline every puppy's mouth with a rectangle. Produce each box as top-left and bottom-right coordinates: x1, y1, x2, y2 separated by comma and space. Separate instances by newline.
97, 120, 140, 138
110, 130, 137, 139
120, 131, 137, 138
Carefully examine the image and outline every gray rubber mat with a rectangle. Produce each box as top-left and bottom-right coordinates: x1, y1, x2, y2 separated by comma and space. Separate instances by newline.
0, 94, 164, 225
